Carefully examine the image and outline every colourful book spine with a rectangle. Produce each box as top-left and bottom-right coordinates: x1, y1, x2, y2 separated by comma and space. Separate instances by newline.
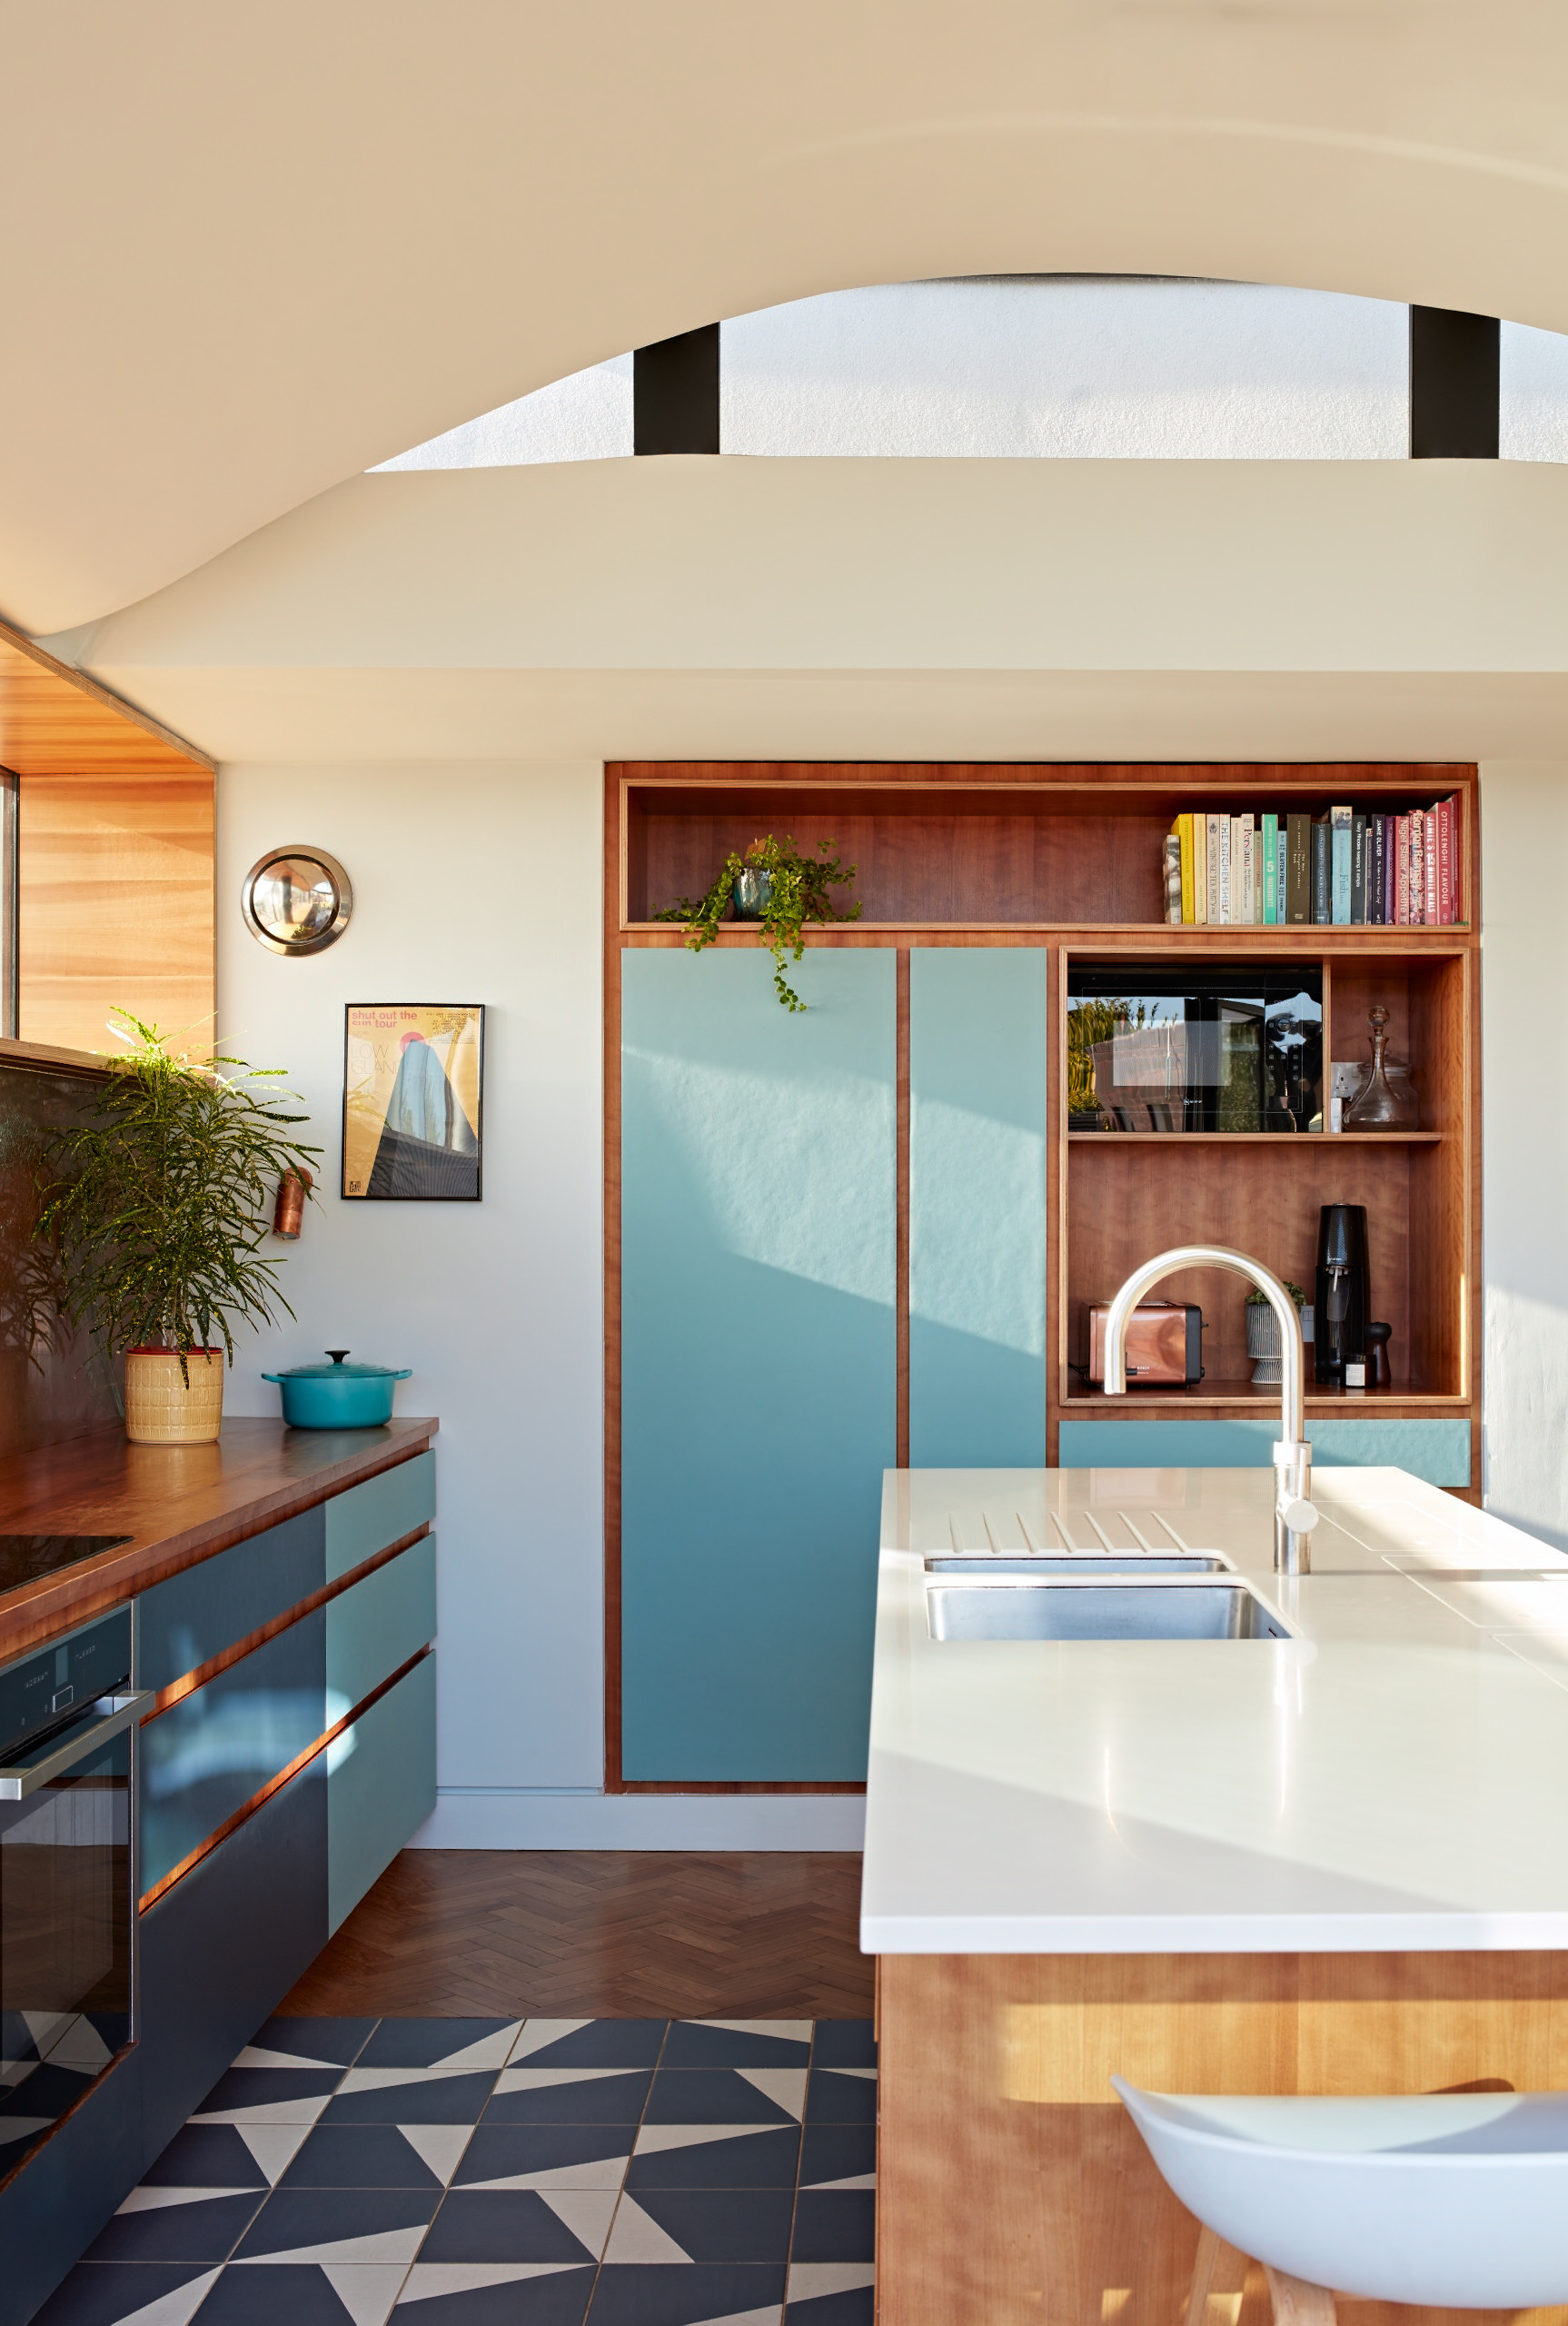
1311, 815, 1331, 924
1237, 817, 1254, 926
1424, 805, 1440, 923
1263, 813, 1278, 924
1206, 812, 1220, 923
1384, 814, 1397, 923
1435, 800, 1453, 927
1395, 813, 1411, 922
1254, 824, 1263, 921
1330, 804, 1352, 925
1409, 812, 1425, 925
1350, 812, 1367, 925
1286, 812, 1311, 923
1217, 814, 1233, 923
1175, 815, 1194, 923
1449, 791, 1464, 921
1367, 815, 1384, 925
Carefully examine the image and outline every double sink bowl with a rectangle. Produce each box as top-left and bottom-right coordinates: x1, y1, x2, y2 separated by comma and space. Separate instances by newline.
924, 1553, 1293, 1642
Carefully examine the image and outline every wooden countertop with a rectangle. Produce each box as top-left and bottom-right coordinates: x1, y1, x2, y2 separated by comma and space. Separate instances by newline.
0, 1416, 439, 1660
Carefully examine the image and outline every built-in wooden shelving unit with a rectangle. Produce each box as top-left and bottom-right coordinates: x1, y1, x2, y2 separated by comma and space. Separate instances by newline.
606, 758, 1483, 1743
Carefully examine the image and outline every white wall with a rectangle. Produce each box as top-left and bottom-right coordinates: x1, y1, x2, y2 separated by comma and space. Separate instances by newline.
1481, 761, 1568, 1550
217, 761, 607, 1798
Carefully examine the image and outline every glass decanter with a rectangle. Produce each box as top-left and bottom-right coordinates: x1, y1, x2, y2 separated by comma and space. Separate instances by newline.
1344, 1005, 1420, 1130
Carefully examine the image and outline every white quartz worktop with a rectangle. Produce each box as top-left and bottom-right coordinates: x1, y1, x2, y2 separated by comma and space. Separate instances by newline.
860, 1466, 1568, 1954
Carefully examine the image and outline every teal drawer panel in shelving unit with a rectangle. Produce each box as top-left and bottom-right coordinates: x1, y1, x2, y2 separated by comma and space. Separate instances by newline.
621, 946, 897, 1782
909, 947, 1048, 1467
325, 1450, 435, 1581
327, 1652, 436, 1933
326, 1535, 437, 1714
136, 1506, 325, 1691
1057, 1416, 1471, 1487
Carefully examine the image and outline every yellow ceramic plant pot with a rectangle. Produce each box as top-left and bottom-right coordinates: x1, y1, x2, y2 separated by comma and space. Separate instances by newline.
124, 1347, 224, 1445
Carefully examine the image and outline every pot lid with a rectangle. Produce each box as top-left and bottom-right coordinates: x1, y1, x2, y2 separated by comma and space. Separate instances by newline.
267, 1349, 412, 1379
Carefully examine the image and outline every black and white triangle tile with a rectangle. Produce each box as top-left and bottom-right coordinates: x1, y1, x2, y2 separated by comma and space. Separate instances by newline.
33, 2015, 876, 2326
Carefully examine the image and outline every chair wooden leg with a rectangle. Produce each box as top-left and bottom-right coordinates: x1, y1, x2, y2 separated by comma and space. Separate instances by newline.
1185, 2222, 1251, 2326
1262, 2263, 1337, 2325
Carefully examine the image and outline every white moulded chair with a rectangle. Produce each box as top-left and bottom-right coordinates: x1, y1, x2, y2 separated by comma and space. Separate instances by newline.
1113, 2075, 1568, 2322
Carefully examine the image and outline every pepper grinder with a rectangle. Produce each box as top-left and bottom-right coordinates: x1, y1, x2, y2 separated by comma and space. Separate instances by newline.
1365, 1320, 1393, 1390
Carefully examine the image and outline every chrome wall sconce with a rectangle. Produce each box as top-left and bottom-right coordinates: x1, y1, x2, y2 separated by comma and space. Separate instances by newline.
241, 846, 352, 956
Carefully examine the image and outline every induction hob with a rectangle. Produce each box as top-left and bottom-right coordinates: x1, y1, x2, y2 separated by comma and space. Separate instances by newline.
0, 1533, 134, 1597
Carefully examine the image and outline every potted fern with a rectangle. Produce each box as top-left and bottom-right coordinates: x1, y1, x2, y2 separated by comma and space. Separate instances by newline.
34, 1014, 320, 1445
654, 833, 861, 1011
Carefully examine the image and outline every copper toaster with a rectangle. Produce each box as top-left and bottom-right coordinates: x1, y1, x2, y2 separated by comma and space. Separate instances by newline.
1086, 1301, 1205, 1387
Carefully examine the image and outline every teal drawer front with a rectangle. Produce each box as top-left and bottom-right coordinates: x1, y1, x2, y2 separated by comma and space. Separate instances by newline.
1057, 1416, 1471, 1487
327, 1652, 436, 1933
909, 948, 1048, 1467
136, 1506, 325, 1691
325, 1451, 435, 1581
326, 1536, 437, 1714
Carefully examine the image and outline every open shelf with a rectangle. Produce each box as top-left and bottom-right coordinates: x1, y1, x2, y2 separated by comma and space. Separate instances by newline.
1063, 1380, 1469, 1410
621, 760, 1474, 931
1067, 1130, 1445, 1144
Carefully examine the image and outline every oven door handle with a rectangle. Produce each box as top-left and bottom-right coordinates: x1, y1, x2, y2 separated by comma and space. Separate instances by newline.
0, 1690, 154, 1800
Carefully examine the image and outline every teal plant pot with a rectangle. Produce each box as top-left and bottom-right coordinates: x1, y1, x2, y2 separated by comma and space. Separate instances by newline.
731, 868, 773, 919
262, 1350, 412, 1427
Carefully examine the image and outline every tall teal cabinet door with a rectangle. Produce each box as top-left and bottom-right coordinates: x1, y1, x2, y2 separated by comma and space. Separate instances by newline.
621, 948, 896, 1779
909, 948, 1048, 1466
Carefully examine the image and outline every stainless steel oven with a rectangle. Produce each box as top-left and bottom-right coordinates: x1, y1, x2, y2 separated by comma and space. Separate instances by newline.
0, 1607, 149, 2182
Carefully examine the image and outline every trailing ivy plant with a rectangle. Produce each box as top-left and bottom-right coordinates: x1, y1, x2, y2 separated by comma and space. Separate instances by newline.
34, 1012, 322, 1381
653, 833, 861, 1010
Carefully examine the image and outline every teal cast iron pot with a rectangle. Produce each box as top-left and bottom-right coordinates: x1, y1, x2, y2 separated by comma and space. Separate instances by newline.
263, 1349, 412, 1427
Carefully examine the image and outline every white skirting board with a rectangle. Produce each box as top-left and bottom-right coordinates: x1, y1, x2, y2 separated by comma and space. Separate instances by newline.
410, 1788, 867, 1850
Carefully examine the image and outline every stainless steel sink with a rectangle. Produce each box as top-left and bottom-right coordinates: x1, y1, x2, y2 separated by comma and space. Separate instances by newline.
926, 1556, 1226, 1577
925, 1578, 1292, 1642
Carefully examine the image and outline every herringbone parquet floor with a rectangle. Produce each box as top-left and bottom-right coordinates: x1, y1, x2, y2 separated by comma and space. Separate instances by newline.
281, 1851, 873, 2019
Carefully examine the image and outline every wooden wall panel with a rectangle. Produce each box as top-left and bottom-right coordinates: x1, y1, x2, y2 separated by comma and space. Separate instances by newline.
0, 620, 212, 781
18, 770, 216, 1057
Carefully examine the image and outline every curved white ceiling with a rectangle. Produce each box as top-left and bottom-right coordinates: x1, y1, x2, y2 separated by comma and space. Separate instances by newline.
7, 0, 1568, 629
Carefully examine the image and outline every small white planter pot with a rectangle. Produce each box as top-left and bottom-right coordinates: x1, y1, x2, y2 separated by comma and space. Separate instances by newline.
124, 1347, 224, 1445
1245, 1304, 1284, 1386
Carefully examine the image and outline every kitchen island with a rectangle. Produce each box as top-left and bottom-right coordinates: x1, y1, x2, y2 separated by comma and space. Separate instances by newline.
863, 1466, 1568, 2326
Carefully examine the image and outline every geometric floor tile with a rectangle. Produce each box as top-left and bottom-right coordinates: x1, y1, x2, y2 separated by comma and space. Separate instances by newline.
192, 2262, 407, 2325
627, 2125, 801, 2190
137, 2126, 270, 2191
29, 2264, 224, 2326
608, 2188, 795, 2266
784, 2263, 877, 2303
355, 2023, 523, 2075
506, 2023, 668, 2071
244, 2020, 379, 2069
278, 2124, 471, 2190
414, 2189, 609, 2266
783, 2284, 873, 2326
660, 2023, 812, 2070
453, 2124, 631, 2192
644, 2073, 804, 2129
586, 2264, 787, 2325
801, 2072, 876, 2126
796, 2127, 874, 2192
789, 2192, 876, 2264
396, 2268, 596, 2322
191, 2069, 342, 2128
482, 2071, 654, 2127
804, 2024, 875, 2072
230, 2185, 439, 2264
83, 2193, 266, 2265
321, 2073, 501, 2127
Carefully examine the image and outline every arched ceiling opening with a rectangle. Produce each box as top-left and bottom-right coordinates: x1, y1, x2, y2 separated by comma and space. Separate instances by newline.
6, 0, 1568, 630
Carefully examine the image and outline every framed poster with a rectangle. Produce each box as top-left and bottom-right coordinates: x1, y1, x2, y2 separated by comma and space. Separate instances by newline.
343, 1004, 484, 1200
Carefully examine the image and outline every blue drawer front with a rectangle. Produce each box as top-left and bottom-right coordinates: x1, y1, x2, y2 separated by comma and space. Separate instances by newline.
327, 1651, 436, 1933
326, 1534, 437, 1711
1057, 1416, 1472, 1488
326, 1450, 435, 1582
909, 948, 1048, 1467
139, 1606, 326, 1893
135, 1505, 324, 1691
